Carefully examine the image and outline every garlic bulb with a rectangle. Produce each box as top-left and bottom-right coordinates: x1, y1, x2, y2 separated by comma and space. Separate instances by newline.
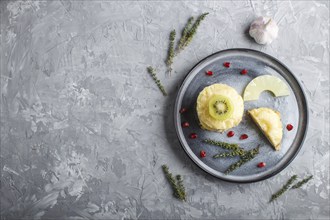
249, 16, 279, 45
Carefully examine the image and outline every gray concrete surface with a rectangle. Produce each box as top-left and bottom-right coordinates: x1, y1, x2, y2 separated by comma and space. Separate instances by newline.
0, 1, 329, 219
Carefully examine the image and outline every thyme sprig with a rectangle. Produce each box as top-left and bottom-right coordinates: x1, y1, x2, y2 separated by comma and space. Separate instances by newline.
205, 139, 260, 173
166, 30, 176, 72
213, 150, 245, 158
177, 17, 194, 52
224, 146, 260, 174
175, 175, 186, 200
269, 175, 298, 203
203, 139, 241, 151
247, 145, 260, 156
147, 66, 167, 96
291, 175, 313, 189
225, 157, 251, 174
162, 165, 186, 201
179, 13, 209, 51
163, 13, 208, 75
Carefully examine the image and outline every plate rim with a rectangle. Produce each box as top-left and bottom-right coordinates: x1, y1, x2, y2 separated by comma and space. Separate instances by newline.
173, 48, 309, 183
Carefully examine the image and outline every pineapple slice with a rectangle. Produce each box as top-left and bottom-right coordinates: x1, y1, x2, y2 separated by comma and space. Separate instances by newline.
248, 108, 283, 151
243, 75, 290, 101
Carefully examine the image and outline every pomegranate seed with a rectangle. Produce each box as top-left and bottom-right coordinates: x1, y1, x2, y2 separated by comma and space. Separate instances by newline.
227, 131, 235, 137
190, 133, 197, 139
241, 69, 248, 75
223, 62, 231, 68
200, 150, 206, 158
182, 122, 190, 128
286, 124, 293, 131
240, 134, 248, 140
206, 70, 213, 76
257, 162, 266, 168
179, 108, 187, 114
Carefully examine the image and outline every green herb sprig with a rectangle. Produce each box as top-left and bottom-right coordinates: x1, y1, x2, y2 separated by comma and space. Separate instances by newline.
164, 13, 208, 74
147, 66, 167, 96
178, 13, 209, 52
213, 151, 245, 158
166, 30, 176, 72
224, 146, 260, 174
175, 175, 186, 200
162, 165, 186, 201
203, 139, 241, 151
177, 17, 194, 52
225, 157, 251, 175
247, 145, 260, 156
291, 175, 313, 189
205, 139, 260, 174
269, 175, 298, 203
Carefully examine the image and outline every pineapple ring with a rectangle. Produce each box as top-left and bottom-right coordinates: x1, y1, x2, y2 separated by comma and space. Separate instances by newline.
243, 75, 290, 101
196, 84, 244, 132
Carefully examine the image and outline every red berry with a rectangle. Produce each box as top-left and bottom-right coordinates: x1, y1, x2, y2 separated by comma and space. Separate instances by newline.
179, 108, 187, 114
240, 134, 248, 140
257, 162, 266, 168
241, 69, 248, 75
206, 70, 213, 76
182, 122, 190, 128
190, 133, 197, 139
286, 124, 293, 131
200, 150, 206, 158
223, 62, 231, 68
227, 131, 235, 137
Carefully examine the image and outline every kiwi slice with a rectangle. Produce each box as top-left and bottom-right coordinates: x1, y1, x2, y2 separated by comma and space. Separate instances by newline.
208, 95, 234, 120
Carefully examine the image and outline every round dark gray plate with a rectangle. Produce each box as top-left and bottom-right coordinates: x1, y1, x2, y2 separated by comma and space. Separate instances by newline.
174, 48, 308, 183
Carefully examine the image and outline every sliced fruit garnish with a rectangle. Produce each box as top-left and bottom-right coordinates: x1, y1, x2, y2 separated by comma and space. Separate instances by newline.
208, 95, 234, 121
243, 75, 290, 101
248, 107, 283, 151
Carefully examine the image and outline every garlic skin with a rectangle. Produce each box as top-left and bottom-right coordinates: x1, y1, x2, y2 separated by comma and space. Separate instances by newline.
249, 16, 279, 45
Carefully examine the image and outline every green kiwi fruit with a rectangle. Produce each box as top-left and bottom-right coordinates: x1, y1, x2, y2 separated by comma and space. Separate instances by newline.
208, 95, 234, 120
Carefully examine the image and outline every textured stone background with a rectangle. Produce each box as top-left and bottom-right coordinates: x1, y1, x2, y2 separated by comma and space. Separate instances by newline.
0, 1, 329, 219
